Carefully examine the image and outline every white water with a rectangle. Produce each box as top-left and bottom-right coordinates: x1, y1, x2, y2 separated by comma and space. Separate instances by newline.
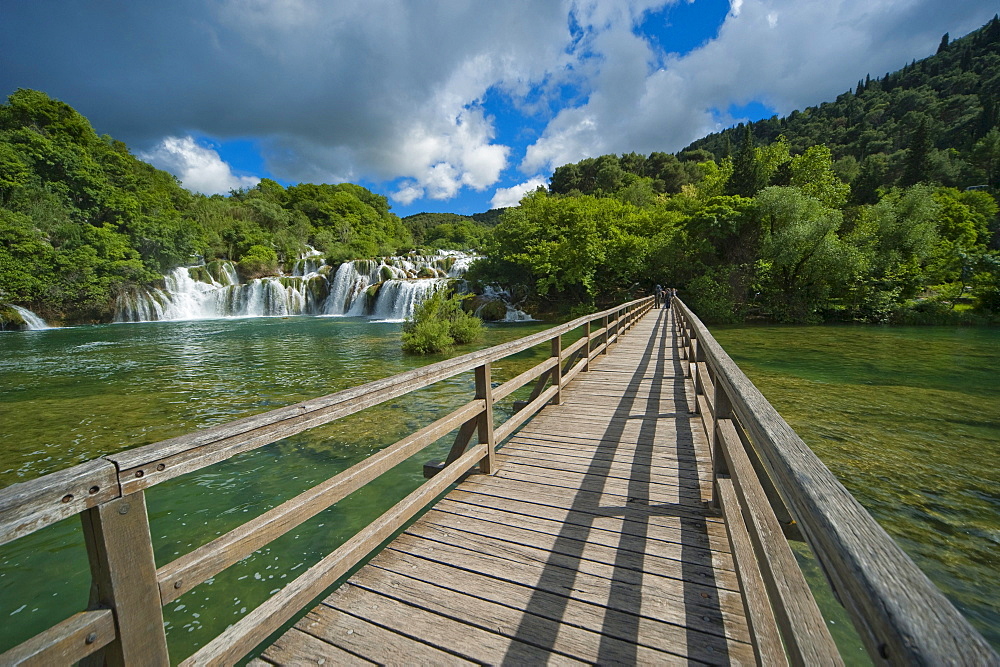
8, 305, 50, 330
477, 286, 536, 322
116, 252, 476, 323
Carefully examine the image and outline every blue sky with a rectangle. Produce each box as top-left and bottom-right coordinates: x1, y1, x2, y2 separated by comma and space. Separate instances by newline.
1, 1, 995, 218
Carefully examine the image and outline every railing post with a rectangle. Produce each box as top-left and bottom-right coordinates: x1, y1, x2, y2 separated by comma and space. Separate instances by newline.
691, 337, 704, 403
583, 322, 591, 372
81, 491, 169, 667
551, 335, 563, 405
602, 315, 609, 355
475, 363, 496, 475
711, 379, 733, 510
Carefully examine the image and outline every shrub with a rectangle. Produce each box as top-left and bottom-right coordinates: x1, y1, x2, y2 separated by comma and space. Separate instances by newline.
402, 288, 483, 354
236, 245, 279, 281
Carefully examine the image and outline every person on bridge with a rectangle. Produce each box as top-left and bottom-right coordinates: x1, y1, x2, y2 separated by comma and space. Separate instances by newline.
654, 284, 664, 308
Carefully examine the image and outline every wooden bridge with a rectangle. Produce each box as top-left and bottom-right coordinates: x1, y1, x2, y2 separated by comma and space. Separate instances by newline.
1, 298, 996, 665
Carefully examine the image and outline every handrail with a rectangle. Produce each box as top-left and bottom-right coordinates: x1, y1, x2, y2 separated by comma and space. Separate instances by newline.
671, 296, 998, 666
0, 296, 654, 666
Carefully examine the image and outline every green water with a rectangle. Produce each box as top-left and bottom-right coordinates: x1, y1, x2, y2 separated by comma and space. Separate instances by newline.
712, 325, 1000, 651
0, 316, 555, 661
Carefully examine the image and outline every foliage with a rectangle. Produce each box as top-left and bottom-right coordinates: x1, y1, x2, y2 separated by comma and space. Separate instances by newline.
401, 288, 483, 354
0, 90, 417, 323
402, 211, 491, 250
684, 16, 1000, 194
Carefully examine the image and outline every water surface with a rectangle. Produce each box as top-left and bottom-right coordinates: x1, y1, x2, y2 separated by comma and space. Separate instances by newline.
712, 324, 1000, 651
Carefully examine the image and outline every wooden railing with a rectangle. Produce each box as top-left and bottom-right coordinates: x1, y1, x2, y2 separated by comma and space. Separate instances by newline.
0, 296, 654, 666
671, 297, 998, 666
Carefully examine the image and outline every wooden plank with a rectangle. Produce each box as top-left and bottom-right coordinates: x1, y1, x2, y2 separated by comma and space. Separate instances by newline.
494, 384, 560, 442
492, 356, 557, 402
181, 443, 488, 666
0, 609, 115, 667
672, 289, 1000, 665
365, 548, 750, 663
157, 399, 484, 604
495, 452, 711, 498
492, 463, 712, 507
716, 476, 785, 666
475, 363, 497, 474
717, 418, 841, 665
456, 473, 725, 527
417, 505, 741, 590
0, 459, 120, 547
350, 556, 724, 665
80, 492, 169, 667
322, 582, 588, 665
388, 528, 749, 641
437, 492, 734, 561
289, 603, 477, 665
262, 628, 374, 665
499, 441, 712, 480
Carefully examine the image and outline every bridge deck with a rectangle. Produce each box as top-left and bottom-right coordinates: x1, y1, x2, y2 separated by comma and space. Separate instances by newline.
258, 309, 754, 665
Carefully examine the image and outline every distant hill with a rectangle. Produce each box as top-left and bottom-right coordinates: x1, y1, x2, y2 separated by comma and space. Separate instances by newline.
683, 15, 1000, 192
546, 16, 1000, 200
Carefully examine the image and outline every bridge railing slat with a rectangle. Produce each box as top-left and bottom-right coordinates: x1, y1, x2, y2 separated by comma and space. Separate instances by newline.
672, 296, 998, 666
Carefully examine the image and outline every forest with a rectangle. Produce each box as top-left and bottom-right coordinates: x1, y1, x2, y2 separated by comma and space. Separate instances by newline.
1, 17, 999, 326
476, 17, 1000, 323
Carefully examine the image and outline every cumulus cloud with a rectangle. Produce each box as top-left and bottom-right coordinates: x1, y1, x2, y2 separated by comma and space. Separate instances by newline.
139, 137, 259, 195
521, 0, 993, 175
0, 0, 994, 205
490, 176, 549, 209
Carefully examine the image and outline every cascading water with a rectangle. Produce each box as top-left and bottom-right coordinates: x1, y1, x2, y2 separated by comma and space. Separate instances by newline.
116, 252, 475, 323
7, 305, 50, 330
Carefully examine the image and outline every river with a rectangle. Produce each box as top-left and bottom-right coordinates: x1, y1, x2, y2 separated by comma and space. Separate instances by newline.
0, 317, 997, 660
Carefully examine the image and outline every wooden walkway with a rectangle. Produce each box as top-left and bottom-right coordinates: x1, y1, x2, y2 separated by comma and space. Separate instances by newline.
259, 308, 753, 665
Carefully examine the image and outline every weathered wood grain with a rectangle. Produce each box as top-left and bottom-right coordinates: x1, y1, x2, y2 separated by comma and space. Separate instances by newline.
322, 582, 590, 665
262, 628, 374, 665
717, 476, 785, 666
365, 548, 751, 664
290, 603, 477, 665
80, 492, 169, 667
0, 609, 115, 667
0, 459, 120, 547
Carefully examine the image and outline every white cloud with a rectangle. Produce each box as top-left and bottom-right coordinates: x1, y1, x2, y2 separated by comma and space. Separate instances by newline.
2, 0, 994, 206
490, 176, 549, 209
139, 136, 259, 195
521, 0, 994, 175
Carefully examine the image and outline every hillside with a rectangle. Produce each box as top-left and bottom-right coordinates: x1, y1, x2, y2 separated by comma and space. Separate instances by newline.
684, 15, 1000, 195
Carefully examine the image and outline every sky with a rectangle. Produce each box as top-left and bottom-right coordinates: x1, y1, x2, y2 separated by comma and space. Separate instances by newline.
1, 1, 996, 218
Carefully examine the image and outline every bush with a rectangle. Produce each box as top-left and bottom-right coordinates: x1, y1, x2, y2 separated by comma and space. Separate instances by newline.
236, 245, 279, 281
402, 288, 483, 354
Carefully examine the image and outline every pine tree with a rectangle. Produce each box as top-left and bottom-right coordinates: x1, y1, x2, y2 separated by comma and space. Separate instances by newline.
901, 117, 933, 186
937, 32, 950, 54
726, 125, 765, 197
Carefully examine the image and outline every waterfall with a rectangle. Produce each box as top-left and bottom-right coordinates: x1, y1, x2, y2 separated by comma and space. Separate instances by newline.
9, 305, 51, 330
116, 252, 478, 323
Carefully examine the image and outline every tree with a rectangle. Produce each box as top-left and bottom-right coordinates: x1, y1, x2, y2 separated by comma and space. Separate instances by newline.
937, 33, 950, 54
901, 116, 934, 186
726, 126, 767, 197
790, 145, 850, 208
755, 187, 849, 321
